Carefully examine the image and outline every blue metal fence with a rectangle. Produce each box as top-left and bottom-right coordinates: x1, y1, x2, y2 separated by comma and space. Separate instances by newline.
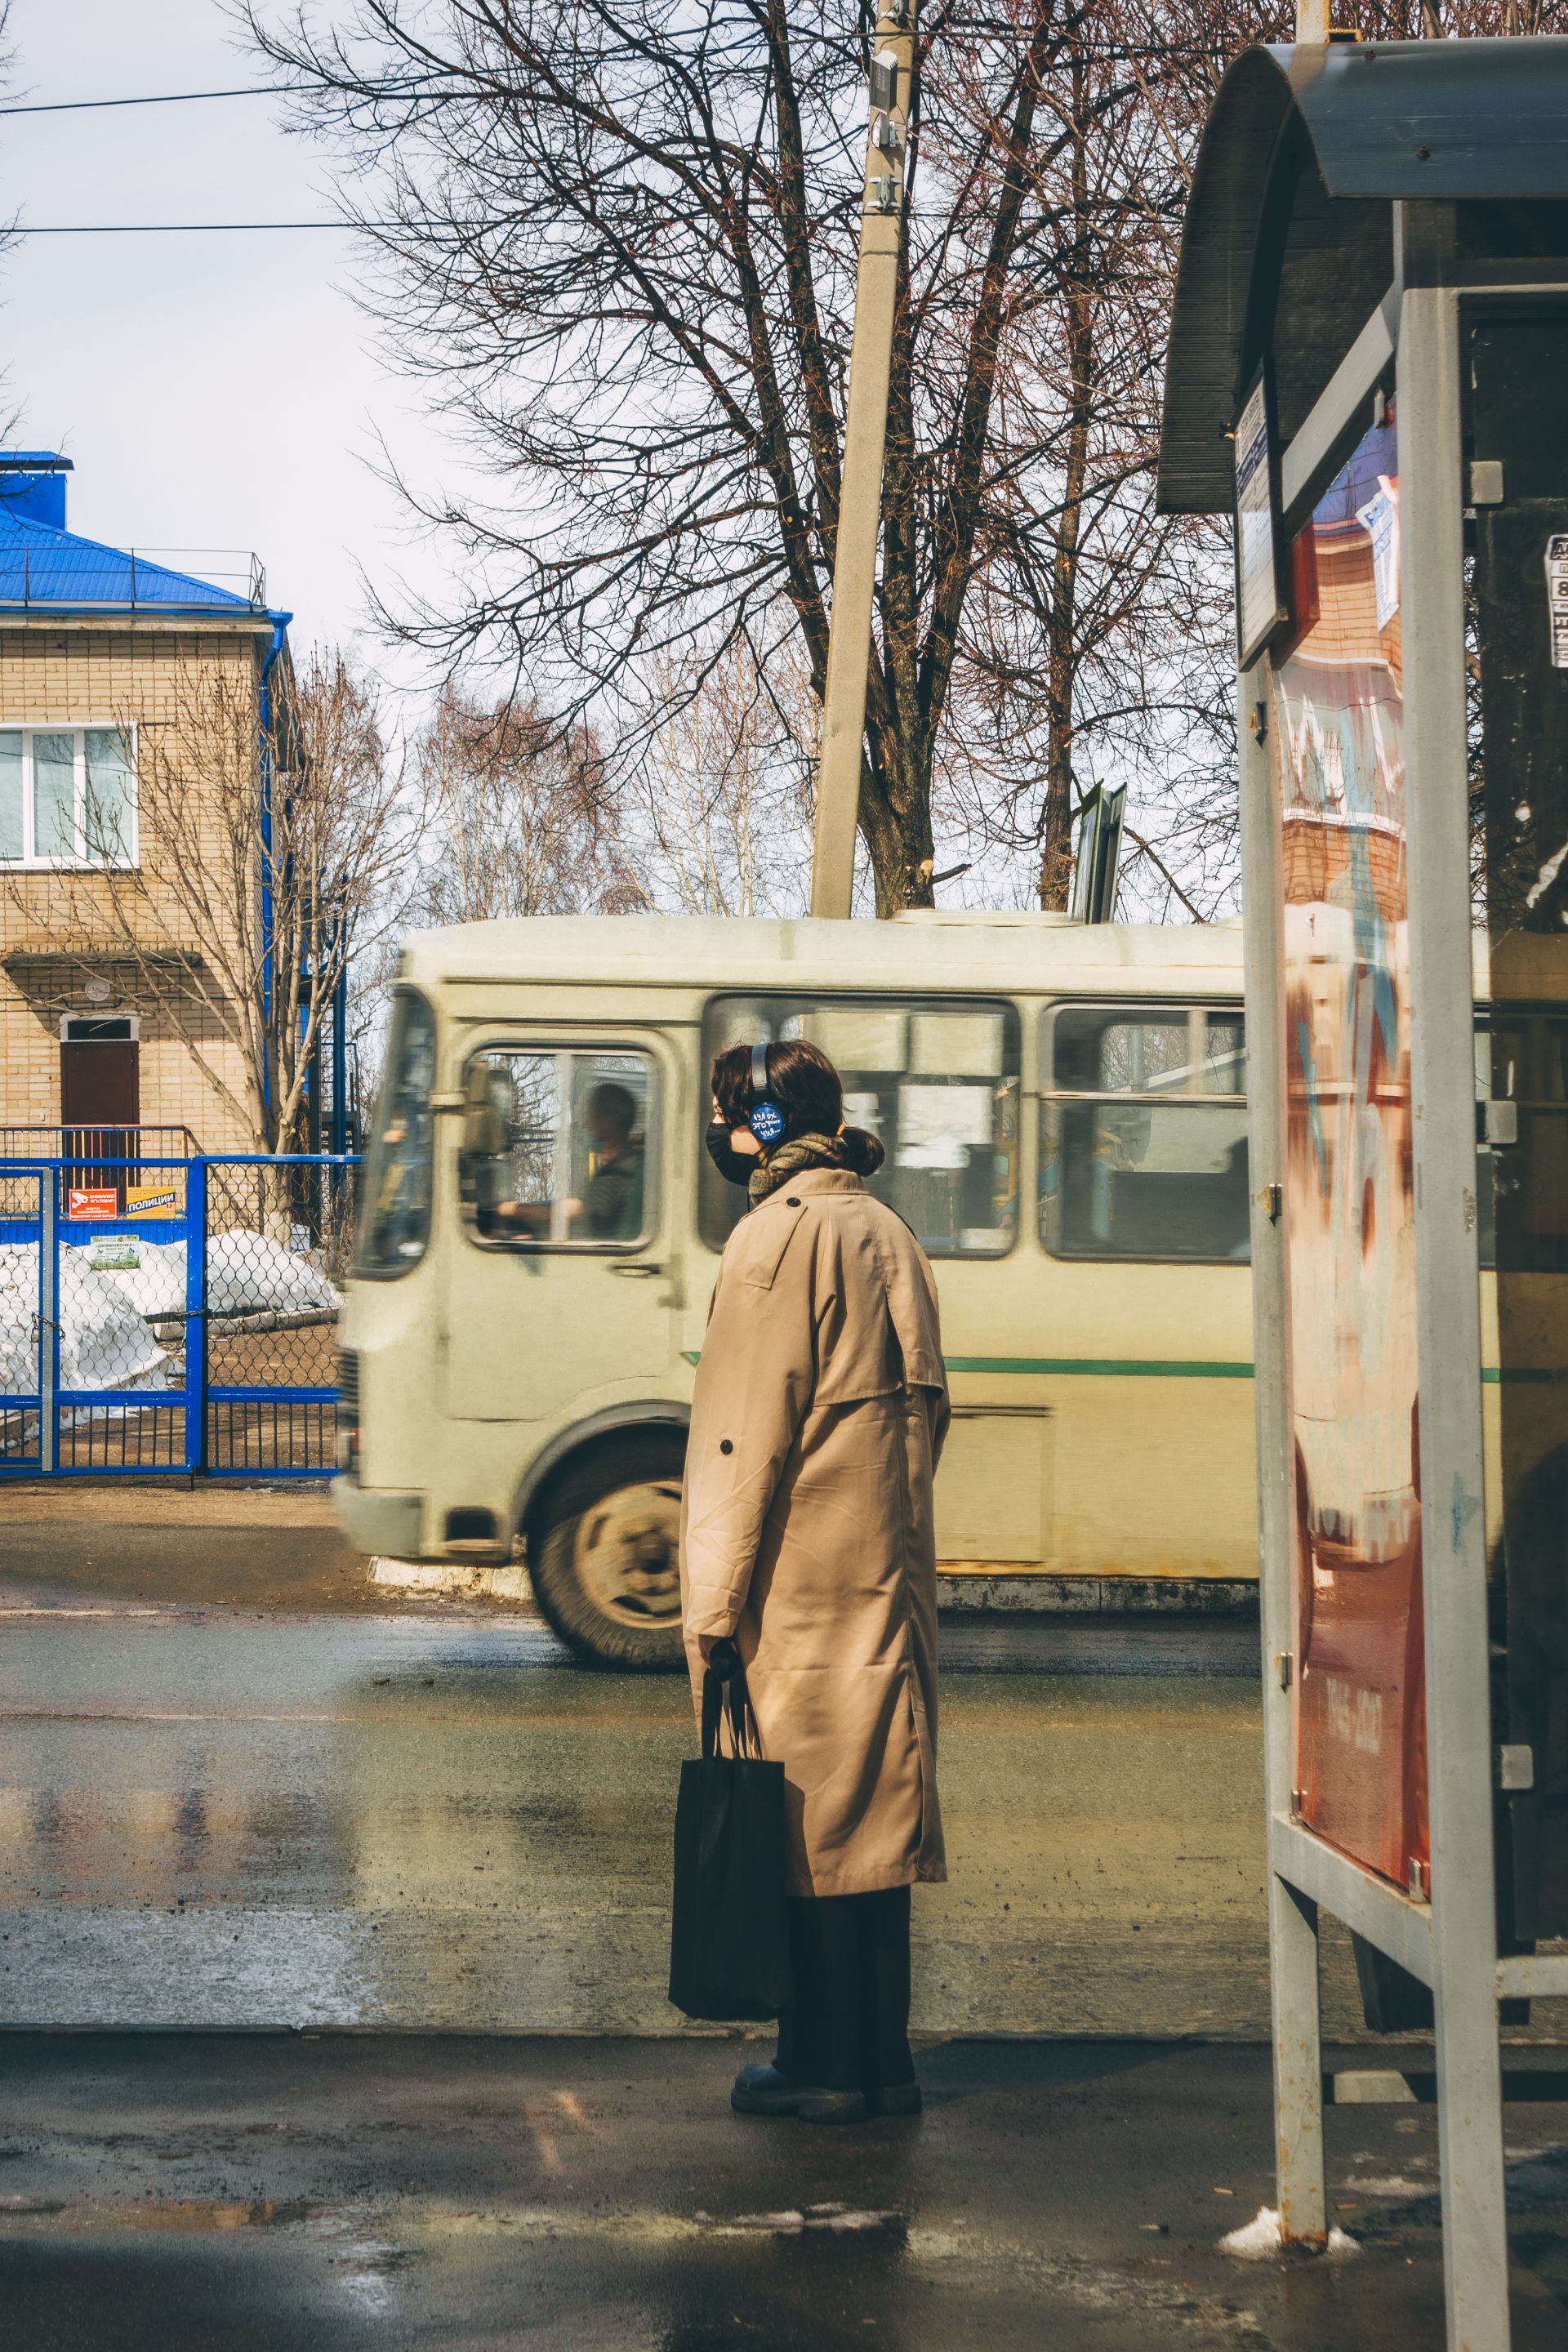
0, 1154, 358, 1478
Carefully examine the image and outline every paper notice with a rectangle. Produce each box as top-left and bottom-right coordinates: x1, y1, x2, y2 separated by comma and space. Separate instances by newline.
896, 1082, 992, 1169
1546, 534, 1568, 669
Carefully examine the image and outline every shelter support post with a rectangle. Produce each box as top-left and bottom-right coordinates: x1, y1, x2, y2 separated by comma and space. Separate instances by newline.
1239, 666, 1327, 2245
39, 1168, 56, 1475
1398, 278, 1510, 2352
808, 2, 916, 920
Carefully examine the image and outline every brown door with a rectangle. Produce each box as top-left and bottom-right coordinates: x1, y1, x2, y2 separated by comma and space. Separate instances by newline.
60, 1036, 140, 1193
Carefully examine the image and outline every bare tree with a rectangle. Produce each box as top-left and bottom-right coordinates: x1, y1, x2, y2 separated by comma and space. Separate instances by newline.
243, 0, 1250, 915
248, 0, 1567, 920
415, 683, 645, 923
635, 638, 817, 917
16, 646, 416, 1155
926, 6, 1237, 910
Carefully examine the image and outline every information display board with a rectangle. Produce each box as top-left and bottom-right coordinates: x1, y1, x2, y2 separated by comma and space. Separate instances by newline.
1271, 405, 1430, 1895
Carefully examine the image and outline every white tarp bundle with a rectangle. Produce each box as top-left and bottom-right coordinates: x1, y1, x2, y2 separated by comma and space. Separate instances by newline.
0, 1243, 172, 1394
0, 1229, 340, 1396
70, 1231, 338, 1325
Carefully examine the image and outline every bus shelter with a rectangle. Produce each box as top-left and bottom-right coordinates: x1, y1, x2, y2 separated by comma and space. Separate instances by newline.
1160, 36, 1568, 2350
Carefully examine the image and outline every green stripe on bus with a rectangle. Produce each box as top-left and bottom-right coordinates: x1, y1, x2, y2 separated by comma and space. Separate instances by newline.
682, 1352, 1550, 1382
944, 1356, 1254, 1379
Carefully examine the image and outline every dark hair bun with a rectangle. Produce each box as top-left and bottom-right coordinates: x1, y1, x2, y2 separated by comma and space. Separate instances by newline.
840, 1125, 885, 1178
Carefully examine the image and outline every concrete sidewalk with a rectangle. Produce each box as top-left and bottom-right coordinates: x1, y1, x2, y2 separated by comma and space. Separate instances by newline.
0, 1482, 412, 1615
0, 2031, 1564, 2350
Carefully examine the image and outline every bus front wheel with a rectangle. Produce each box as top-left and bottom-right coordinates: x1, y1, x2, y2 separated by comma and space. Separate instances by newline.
528, 1432, 685, 1671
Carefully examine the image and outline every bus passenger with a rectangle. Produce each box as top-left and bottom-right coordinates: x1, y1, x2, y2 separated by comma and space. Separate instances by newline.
684, 1038, 950, 2124
572, 1081, 645, 1242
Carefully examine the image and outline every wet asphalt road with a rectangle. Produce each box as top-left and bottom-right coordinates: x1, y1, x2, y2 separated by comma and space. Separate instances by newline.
0, 1601, 1385, 2039
0, 1573, 1565, 2346
2, 2031, 1567, 2350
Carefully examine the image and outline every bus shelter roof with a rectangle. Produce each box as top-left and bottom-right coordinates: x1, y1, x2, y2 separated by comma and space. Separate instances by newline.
1157, 37, 1568, 516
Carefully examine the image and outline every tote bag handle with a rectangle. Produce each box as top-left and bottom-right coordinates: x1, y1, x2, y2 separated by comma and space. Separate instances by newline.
701, 1638, 764, 1761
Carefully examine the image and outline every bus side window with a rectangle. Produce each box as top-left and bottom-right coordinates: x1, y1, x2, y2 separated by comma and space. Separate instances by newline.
459, 1045, 656, 1249
699, 995, 1021, 1258
1040, 1004, 1250, 1263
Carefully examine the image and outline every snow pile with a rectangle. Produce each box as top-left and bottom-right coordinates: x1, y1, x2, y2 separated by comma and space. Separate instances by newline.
1218, 2206, 1360, 2259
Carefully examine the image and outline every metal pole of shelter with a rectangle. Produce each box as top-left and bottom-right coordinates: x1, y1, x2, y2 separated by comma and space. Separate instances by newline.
1397, 270, 1511, 2351
39, 1167, 56, 1474
1237, 676, 1327, 2247
808, 1, 916, 920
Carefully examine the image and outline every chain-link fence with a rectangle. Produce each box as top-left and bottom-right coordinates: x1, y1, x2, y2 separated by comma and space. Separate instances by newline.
204, 1158, 355, 1473
0, 1169, 45, 1469
0, 1154, 358, 1478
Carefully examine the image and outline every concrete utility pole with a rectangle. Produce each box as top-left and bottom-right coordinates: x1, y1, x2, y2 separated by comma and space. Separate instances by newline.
808, 0, 917, 919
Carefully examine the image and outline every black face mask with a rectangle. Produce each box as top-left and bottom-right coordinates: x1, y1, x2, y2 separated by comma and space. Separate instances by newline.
705, 1119, 761, 1187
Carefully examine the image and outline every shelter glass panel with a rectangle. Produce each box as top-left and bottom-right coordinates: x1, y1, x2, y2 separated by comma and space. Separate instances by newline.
1469, 302, 1568, 1942
1272, 403, 1428, 1895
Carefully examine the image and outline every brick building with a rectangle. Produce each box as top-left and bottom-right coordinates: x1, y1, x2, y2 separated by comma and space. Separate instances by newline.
0, 451, 301, 1157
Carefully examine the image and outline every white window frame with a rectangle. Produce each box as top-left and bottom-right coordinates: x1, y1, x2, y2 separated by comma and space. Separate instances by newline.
58, 1013, 140, 1041
0, 723, 139, 869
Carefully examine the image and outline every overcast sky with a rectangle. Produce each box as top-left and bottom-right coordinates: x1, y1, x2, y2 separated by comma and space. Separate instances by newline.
0, 0, 449, 670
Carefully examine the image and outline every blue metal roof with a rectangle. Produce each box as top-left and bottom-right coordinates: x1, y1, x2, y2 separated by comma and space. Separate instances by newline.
0, 510, 264, 613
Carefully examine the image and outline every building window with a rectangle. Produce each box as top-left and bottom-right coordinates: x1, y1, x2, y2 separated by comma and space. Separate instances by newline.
0, 726, 136, 866
1040, 1002, 1250, 1263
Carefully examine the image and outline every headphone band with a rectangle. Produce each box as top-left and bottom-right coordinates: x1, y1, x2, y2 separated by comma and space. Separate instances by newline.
746, 1039, 786, 1147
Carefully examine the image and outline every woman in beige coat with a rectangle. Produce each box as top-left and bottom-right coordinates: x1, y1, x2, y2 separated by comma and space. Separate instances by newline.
681, 1037, 950, 2124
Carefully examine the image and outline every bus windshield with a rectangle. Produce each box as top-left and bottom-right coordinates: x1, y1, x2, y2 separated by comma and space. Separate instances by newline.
355, 990, 437, 1277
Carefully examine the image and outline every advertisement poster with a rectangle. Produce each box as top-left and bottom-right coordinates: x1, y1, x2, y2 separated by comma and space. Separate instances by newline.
1271, 404, 1429, 1894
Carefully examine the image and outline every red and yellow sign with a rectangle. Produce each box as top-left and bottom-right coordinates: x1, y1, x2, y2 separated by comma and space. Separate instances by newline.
66, 1187, 118, 1221
126, 1184, 180, 1218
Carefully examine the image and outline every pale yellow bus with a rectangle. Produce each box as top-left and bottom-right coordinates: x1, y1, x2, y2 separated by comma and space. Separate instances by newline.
333, 911, 1269, 1666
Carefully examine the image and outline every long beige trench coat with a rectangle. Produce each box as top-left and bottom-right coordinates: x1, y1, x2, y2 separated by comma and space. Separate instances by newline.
679, 1167, 951, 1897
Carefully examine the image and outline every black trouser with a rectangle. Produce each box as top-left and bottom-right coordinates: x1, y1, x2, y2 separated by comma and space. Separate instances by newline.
774, 1888, 915, 2096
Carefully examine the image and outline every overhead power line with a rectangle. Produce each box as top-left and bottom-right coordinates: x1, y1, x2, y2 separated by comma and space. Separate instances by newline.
0, 36, 1225, 123
11, 221, 370, 234
0, 87, 295, 117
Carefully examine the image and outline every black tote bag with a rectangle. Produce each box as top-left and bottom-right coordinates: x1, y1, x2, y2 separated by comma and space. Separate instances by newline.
668, 1642, 793, 2021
